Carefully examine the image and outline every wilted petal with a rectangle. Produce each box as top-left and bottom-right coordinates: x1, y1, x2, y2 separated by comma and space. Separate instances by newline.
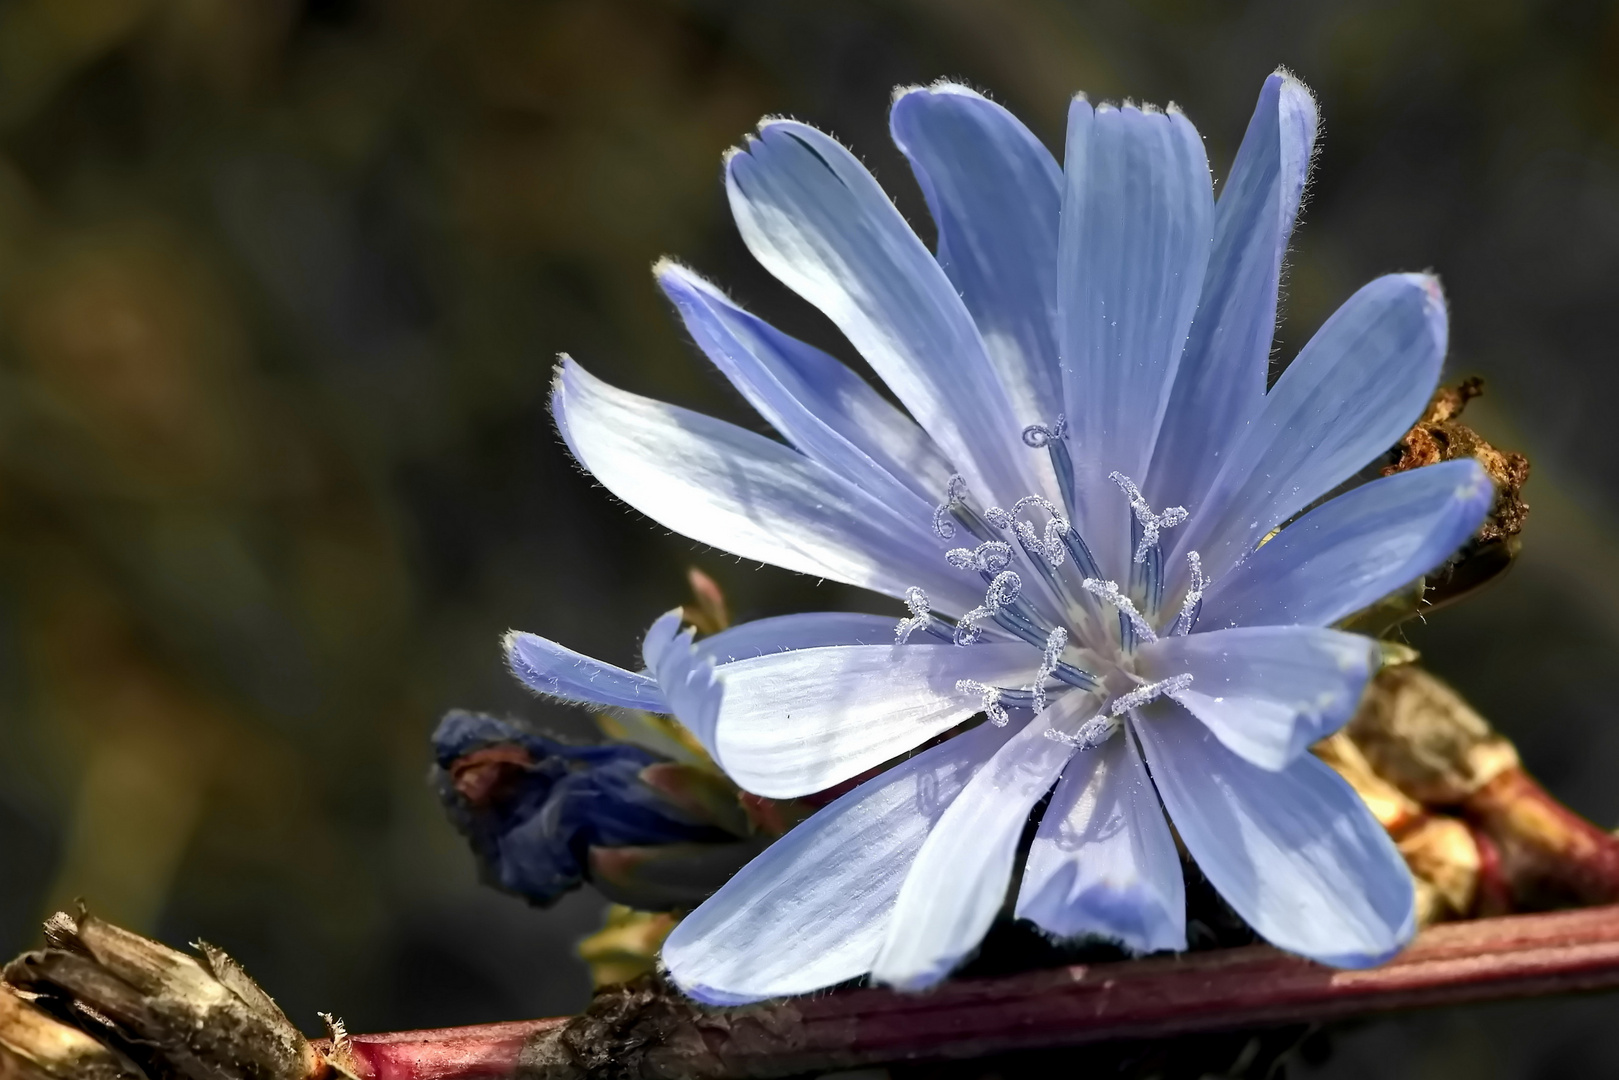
663, 719, 1018, 1005
1137, 626, 1378, 770
1059, 100, 1214, 579
1149, 72, 1318, 511
1136, 706, 1416, 967
872, 701, 1079, 990
727, 120, 1043, 504
1015, 732, 1185, 952
552, 358, 982, 615
890, 83, 1064, 426
1200, 459, 1493, 629
505, 630, 667, 711
713, 642, 1037, 798
1175, 273, 1449, 580
657, 261, 949, 510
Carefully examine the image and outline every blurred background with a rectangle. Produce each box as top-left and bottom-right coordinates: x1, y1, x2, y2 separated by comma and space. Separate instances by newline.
0, 0, 1615, 1074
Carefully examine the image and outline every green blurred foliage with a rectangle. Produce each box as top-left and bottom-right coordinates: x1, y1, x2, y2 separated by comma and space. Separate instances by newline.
0, 2, 1616, 1075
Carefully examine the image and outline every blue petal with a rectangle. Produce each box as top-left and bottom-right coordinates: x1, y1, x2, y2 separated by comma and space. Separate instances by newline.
640, 611, 723, 755
1200, 458, 1493, 629
644, 609, 914, 758
726, 120, 1047, 506
890, 83, 1064, 427
1136, 705, 1416, 967
657, 261, 949, 511
663, 719, 1018, 1005
552, 357, 983, 616
1137, 626, 1378, 770
504, 630, 668, 711
1015, 731, 1186, 952
698, 610, 913, 662
1148, 72, 1318, 511
871, 700, 1079, 990
712, 641, 1038, 798
1058, 100, 1215, 579
1174, 273, 1449, 580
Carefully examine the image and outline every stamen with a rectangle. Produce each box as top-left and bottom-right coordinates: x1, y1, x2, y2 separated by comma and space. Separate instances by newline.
955, 571, 1023, 646
1022, 415, 1078, 521
894, 587, 933, 644
1030, 626, 1067, 715
1169, 551, 1207, 636
1108, 673, 1193, 714
1043, 673, 1194, 749
1045, 712, 1118, 750
931, 475, 969, 540
1108, 472, 1188, 564
946, 541, 1013, 574
1008, 496, 1070, 568
956, 679, 1011, 727
1082, 577, 1157, 645
1020, 415, 1067, 449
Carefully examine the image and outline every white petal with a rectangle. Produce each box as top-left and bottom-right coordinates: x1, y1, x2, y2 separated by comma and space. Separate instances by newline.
713, 642, 1037, 798
1015, 731, 1186, 952
662, 719, 1018, 1005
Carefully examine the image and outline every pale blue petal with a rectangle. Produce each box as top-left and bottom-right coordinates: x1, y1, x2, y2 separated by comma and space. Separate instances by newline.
657, 261, 949, 510
713, 642, 1038, 798
551, 358, 982, 616
890, 83, 1064, 426
1058, 101, 1215, 579
871, 700, 1080, 990
1174, 273, 1449, 580
700, 610, 914, 663
1200, 459, 1493, 629
663, 719, 1019, 1005
640, 611, 723, 755
1137, 626, 1378, 770
655, 610, 913, 758
1136, 706, 1416, 967
1015, 732, 1185, 952
727, 120, 1045, 506
504, 629, 667, 711
1148, 72, 1318, 510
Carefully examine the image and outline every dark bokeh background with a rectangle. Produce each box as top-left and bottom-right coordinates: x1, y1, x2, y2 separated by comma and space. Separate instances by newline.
0, 0, 1615, 1074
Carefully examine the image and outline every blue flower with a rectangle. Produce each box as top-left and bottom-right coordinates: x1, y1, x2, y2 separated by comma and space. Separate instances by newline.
512, 72, 1494, 1002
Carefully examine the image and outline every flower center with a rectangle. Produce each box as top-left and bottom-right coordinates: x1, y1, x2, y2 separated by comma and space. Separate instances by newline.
897, 417, 1207, 748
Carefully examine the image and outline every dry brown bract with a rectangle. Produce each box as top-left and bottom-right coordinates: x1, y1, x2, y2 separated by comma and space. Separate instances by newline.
1386, 377, 1530, 544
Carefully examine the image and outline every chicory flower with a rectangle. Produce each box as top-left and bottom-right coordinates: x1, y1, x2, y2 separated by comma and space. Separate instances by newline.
513, 71, 1494, 1001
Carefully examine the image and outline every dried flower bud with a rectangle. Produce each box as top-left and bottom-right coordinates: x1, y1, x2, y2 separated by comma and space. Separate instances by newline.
2, 909, 324, 1080
1344, 665, 1520, 805
0, 984, 145, 1080
433, 711, 763, 910
1344, 666, 1619, 908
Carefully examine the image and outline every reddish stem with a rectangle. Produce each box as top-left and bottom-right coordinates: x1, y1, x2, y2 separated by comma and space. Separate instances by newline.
330, 905, 1619, 1080
1464, 767, 1619, 906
